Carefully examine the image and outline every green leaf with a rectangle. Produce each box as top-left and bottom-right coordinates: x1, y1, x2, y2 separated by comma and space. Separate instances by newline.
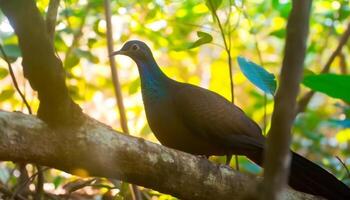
3, 44, 21, 58
188, 31, 213, 49
93, 19, 106, 37
303, 73, 350, 102
0, 68, 9, 80
53, 176, 63, 189
272, 0, 291, 18
270, 29, 285, 38
339, 4, 350, 21
237, 56, 277, 95
0, 44, 21, 62
205, 0, 222, 13
0, 89, 15, 101
61, 7, 74, 17
240, 157, 262, 174
54, 34, 68, 51
64, 54, 80, 69
88, 38, 97, 48
328, 119, 350, 128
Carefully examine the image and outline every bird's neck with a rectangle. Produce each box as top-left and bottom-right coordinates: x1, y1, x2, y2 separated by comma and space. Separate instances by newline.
135, 58, 171, 98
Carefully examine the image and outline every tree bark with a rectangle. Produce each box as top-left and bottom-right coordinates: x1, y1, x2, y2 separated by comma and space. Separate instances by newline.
0, 0, 82, 127
262, 1, 312, 199
0, 110, 322, 200
0, 0, 325, 199
46, 0, 61, 42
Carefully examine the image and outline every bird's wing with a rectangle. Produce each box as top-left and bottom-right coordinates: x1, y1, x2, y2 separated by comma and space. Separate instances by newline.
171, 83, 264, 151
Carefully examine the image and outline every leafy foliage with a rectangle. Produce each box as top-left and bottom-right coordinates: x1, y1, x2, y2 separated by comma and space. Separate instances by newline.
0, 0, 350, 199
0, 68, 8, 79
329, 119, 350, 128
0, 89, 14, 101
0, 44, 21, 62
303, 74, 350, 102
188, 31, 213, 49
237, 56, 276, 96
205, 0, 223, 13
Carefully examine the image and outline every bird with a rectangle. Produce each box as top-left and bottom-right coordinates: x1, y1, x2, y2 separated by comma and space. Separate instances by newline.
111, 40, 350, 200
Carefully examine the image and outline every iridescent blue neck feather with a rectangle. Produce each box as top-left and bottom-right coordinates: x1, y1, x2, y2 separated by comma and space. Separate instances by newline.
134, 57, 169, 99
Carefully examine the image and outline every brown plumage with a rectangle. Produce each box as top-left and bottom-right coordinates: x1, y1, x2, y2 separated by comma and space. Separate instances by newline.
111, 40, 350, 200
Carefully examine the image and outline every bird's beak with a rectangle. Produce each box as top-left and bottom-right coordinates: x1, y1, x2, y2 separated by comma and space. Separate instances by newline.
109, 50, 127, 57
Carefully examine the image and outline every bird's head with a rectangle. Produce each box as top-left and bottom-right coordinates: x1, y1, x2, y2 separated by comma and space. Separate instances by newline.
110, 40, 153, 63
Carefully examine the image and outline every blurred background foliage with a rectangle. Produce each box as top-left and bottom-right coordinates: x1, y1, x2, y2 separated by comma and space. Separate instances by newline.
0, 0, 350, 199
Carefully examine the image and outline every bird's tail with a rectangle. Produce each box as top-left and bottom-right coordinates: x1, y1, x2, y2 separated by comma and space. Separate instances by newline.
246, 150, 350, 200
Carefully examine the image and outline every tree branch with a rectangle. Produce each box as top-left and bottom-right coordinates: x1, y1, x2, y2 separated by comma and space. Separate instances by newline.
262, 1, 312, 199
0, 110, 321, 200
0, 0, 82, 127
104, 0, 130, 136
46, 0, 60, 42
103, 0, 141, 199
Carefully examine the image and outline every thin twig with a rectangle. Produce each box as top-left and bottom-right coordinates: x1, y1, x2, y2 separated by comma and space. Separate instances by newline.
0, 184, 27, 200
103, 0, 141, 200
0, 44, 34, 199
46, 0, 61, 42
0, 44, 32, 114
262, 1, 312, 199
228, 0, 240, 171
65, 178, 97, 194
103, 0, 129, 141
227, 0, 246, 167
322, 22, 350, 73
17, 163, 30, 199
208, 0, 235, 105
208, 0, 239, 170
336, 156, 350, 178
35, 165, 44, 200
339, 52, 347, 74
12, 167, 50, 199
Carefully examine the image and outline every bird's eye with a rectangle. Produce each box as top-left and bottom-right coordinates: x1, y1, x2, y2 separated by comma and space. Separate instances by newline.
131, 44, 139, 51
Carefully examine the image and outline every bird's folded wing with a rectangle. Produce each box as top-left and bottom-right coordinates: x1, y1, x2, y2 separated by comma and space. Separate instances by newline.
171, 83, 265, 150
